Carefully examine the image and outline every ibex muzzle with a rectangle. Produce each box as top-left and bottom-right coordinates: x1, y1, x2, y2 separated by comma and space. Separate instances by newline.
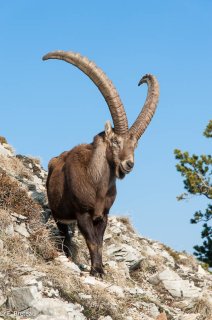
43, 51, 159, 276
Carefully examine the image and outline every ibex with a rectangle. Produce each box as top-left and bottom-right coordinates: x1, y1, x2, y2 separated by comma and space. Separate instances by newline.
43, 51, 159, 276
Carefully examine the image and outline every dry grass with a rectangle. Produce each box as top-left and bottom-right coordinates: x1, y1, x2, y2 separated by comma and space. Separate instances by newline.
0, 136, 8, 144
0, 210, 36, 295
117, 216, 135, 233
0, 169, 57, 262
0, 155, 31, 180
39, 263, 123, 320
184, 295, 212, 319
83, 288, 123, 320
0, 168, 38, 217
162, 244, 199, 270
29, 226, 58, 261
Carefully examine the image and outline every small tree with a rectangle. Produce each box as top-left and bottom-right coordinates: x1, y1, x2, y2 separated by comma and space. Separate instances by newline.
174, 120, 212, 267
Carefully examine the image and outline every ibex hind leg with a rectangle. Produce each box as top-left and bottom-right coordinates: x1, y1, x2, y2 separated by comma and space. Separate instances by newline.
56, 222, 72, 258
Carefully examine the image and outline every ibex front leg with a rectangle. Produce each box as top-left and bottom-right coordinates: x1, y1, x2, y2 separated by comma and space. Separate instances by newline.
76, 212, 104, 276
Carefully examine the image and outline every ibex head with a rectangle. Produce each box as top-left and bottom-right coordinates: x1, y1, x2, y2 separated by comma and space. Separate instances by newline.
104, 121, 137, 179
43, 51, 159, 179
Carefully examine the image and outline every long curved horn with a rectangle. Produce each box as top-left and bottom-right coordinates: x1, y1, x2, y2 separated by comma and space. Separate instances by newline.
129, 74, 159, 140
42, 51, 128, 135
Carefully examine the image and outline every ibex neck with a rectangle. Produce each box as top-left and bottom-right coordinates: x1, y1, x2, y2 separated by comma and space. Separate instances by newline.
88, 135, 108, 183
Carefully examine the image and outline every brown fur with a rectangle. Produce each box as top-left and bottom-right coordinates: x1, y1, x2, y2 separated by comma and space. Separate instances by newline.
47, 124, 137, 276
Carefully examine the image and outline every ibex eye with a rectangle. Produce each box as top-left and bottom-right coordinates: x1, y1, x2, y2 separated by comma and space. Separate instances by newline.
112, 139, 119, 146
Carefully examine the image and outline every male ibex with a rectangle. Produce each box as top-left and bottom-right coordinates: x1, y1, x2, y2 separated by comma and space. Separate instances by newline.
43, 51, 159, 276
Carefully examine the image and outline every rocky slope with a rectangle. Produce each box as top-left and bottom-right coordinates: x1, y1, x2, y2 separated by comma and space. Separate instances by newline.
0, 138, 211, 320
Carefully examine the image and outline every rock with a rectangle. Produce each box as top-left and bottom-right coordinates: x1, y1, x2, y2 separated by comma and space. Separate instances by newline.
126, 287, 144, 295
107, 285, 125, 298
20, 275, 39, 286
147, 303, 160, 318
14, 222, 30, 237
107, 243, 143, 267
45, 288, 59, 298
30, 270, 46, 280
104, 233, 112, 240
55, 255, 81, 273
63, 261, 81, 273
0, 144, 13, 156
78, 293, 92, 300
38, 281, 43, 291
5, 223, 14, 236
177, 315, 200, 320
129, 259, 143, 271
30, 298, 86, 319
182, 292, 212, 317
83, 276, 124, 297
156, 313, 167, 320
0, 289, 6, 307
149, 268, 201, 298
11, 212, 27, 221
127, 309, 153, 319
98, 317, 113, 320
8, 286, 40, 311
140, 244, 156, 257
83, 276, 105, 289
30, 190, 46, 205
35, 316, 68, 320
0, 239, 3, 253
198, 265, 207, 276
106, 260, 117, 268
55, 255, 69, 263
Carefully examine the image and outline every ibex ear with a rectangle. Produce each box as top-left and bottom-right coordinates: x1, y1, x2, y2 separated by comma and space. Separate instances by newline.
105, 121, 113, 138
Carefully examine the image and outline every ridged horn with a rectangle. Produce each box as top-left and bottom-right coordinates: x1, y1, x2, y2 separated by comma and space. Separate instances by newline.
42, 51, 128, 135
129, 74, 159, 140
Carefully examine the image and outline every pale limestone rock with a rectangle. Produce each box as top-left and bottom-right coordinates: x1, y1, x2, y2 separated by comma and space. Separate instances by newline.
148, 303, 160, 318
126, 287, 145, 295
5, 223, 14, 236
45, 288, 59, 298
78, 293, 92, 300
14, 222, 30, 237
62, 261, 81, 273
103, 233, 112, 240
0, 239, 3, 253
37, 281, 43, 291
20, 275, 39, 286
8, 286, 40, 311
31, 270, 46, 280
140, 244, 156, 257
149, 268, 201, 298
198, 264, 207, 275
107, 285, 125, 298
55, 255, 81, 273
106, 243, 142, 267
0, 144, 13, 156
35, 316, 68, 320
106, 260, 118, 268
177, 315, 200, 320
11, 212, 27, 220
0, 289, 6, 307
30, 298, 86, 320
83, 276, 106, 288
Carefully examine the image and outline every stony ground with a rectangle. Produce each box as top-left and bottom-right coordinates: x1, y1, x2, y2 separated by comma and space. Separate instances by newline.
0, 138, 211, 320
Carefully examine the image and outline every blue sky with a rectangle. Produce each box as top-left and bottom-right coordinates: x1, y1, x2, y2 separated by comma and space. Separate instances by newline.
0, 1, 211, 253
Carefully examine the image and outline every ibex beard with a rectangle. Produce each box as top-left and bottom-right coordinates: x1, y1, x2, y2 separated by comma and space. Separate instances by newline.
43, 51, 159, 276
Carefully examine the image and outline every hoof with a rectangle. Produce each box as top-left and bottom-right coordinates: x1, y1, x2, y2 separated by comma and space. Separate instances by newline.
90, 266, 105, 278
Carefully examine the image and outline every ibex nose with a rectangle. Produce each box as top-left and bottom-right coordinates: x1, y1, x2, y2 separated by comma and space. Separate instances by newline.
126, 160, 134, 169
